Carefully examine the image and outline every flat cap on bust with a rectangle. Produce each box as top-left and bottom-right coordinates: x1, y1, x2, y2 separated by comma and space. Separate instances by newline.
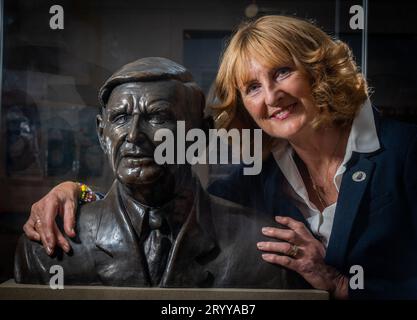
98, 57, 194, 107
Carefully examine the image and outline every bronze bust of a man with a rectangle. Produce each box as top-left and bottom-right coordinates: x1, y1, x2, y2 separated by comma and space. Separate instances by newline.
14, 57, 307, 289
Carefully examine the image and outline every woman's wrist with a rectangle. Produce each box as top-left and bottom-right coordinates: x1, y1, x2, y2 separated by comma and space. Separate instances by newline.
76, 182, 98, 204
329, 272, 349, 300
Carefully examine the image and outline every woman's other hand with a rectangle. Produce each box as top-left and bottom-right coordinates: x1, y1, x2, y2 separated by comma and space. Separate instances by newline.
23, 181, 79, 255
257, 216, 349, 299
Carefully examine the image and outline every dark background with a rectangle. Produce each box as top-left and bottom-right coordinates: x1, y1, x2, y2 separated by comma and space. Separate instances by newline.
1, 0, 416, 282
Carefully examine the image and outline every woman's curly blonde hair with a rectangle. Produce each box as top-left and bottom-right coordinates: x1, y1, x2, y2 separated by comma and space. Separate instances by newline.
211, 15, 368, 132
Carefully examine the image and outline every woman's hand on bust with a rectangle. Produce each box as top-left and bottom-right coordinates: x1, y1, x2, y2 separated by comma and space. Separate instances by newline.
257, 216, 349, 299
23, 181, 79, 255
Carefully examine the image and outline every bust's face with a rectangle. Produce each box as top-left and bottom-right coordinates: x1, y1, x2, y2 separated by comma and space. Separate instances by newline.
98, 80, 190, 187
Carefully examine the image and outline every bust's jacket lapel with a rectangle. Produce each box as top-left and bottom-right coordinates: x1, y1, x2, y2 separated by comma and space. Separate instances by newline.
161, 182, 218, 287
94, 182, 149, 286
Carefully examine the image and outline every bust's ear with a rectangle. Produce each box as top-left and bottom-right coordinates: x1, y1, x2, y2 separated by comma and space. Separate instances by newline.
96, 113, 107, 153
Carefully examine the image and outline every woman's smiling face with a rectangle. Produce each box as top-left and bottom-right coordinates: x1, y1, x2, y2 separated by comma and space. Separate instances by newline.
238, 57, 318, 141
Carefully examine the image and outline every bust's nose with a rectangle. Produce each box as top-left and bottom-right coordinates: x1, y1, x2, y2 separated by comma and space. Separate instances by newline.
126, 114, 145, 143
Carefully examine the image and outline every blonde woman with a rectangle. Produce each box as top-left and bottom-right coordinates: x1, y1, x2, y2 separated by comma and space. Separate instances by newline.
209, 15, 417, 299
23, 16, 417, 299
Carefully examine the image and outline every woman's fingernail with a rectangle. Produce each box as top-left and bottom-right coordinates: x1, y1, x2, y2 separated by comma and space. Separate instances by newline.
262, 227, 270, 234
46, 246, 52, 255
71, 228, 75, 235
262, 254, 272, 260
257, 242, 264, 249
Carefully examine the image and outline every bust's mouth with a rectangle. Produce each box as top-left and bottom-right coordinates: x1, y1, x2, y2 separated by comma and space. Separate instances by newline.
122, 155, 155, 165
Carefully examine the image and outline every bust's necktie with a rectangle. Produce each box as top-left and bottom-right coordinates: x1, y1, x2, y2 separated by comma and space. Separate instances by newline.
143, 209, 172, 286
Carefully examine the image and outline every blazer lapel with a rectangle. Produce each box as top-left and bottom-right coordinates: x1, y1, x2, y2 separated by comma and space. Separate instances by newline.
325, 153, 375, 269
161, 183, 218, 287
94, 182, 149, 285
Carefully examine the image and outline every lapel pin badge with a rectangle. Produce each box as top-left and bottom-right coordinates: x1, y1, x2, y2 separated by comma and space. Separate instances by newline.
352, 171, 366, 182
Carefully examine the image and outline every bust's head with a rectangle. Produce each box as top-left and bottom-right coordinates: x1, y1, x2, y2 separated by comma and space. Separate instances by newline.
97, 57, 205, 190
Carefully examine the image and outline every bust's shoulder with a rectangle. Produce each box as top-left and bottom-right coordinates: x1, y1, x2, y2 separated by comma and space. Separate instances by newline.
206, 157, 285, 216
203, 191, 274, 233
77, 182, 119, 229
14, 230, 96, 284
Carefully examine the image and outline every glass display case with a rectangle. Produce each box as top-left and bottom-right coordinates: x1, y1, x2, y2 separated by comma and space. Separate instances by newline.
1, 0, 416, 284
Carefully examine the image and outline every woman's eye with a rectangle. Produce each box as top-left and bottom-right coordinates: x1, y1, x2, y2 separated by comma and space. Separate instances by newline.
275, 67, 292, 80
246, 83, 261, 95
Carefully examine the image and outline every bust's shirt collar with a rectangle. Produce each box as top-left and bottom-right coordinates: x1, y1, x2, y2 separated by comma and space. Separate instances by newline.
118, 182, 196, 239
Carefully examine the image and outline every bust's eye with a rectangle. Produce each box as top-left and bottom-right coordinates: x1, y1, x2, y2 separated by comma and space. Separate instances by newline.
148, 111, 173, 125
112, 114, 129, 125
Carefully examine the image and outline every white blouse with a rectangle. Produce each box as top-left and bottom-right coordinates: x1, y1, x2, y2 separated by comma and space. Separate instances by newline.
271, 99, 380, 247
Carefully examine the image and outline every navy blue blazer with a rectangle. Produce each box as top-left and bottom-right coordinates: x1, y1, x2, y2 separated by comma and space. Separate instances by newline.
208, 111, 417, 299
